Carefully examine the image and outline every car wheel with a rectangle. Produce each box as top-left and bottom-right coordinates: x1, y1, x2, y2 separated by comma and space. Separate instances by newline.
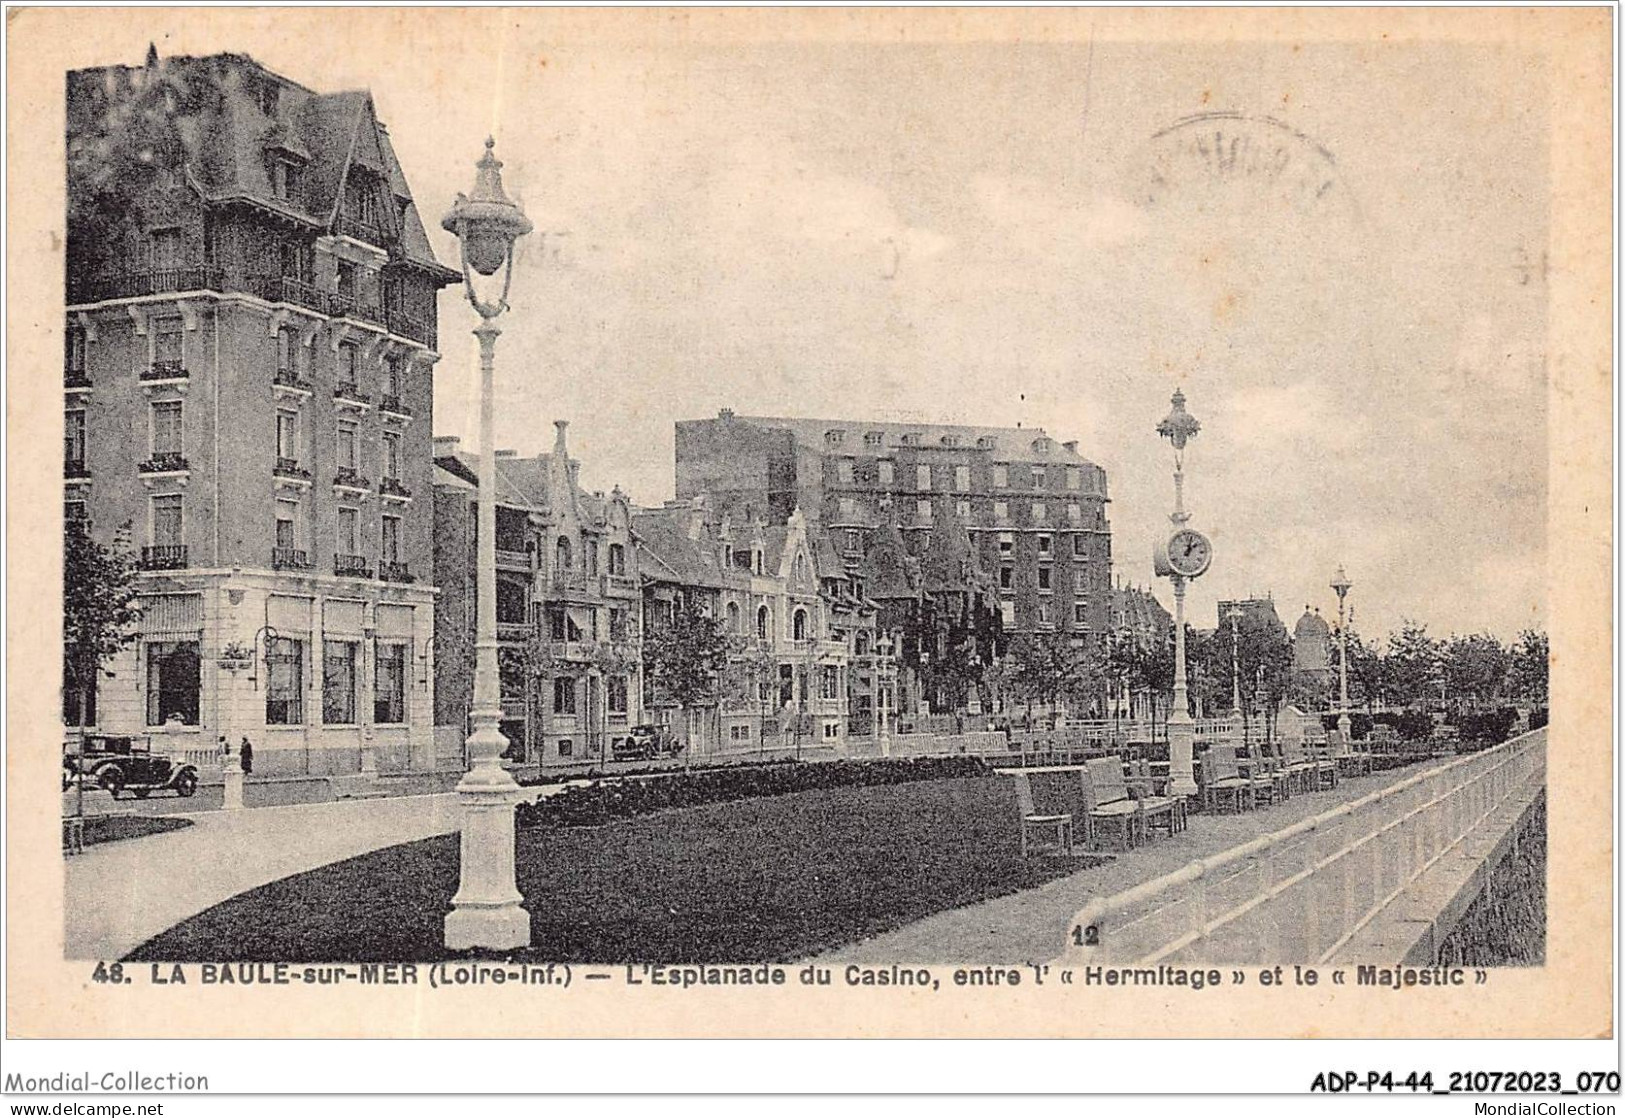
98, 766, 124, 798
174, 770, 198, 798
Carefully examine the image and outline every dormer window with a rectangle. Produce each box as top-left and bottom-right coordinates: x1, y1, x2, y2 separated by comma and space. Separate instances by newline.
345, 172, 379, 229
272, 157, 300, 202
1032, 436, 1053, 454
977, 436, 997, 450
901, 432, 921, 447
940, 435, 959, 448
864, 431, 884, 447
825, 429, 846, 446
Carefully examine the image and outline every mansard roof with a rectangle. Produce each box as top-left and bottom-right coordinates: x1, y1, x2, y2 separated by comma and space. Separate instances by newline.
68, 51, 457, 283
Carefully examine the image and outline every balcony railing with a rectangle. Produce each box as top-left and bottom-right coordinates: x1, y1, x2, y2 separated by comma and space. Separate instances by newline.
333, 468, 371, 491
334, 554, 373, 579
64, 460, 91, 480
379, 477, 412, 500
251, 275, 328, 315
274, 458, 312, 481
272, 547, 311, 571
379, 395, 413, 418
550, 570, 595, 596
64, 368, 91, 390
495, 548, 533, 570
69, 266, 224, 305
141, 361, 188, 383
602, 573, 640, 595
67, 269, 441, 352
334, 382, 372, 407
273, 367, 314, 393
139, 452, 189, 474
378, 560, 415, 584
336, 215, 386, 247
328, 293, 386, 326
139, 545, 188, 570
385, 307, 436, 348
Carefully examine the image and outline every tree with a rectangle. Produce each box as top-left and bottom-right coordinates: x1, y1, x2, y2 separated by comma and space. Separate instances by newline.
642, 601, 729, 757
719, 641, 776, 754
1384, 620, 1441, 709
63, 520, 142, 814
1441, 632, 1511, 711
1003, 631, 1104, 723
901, 595, 999, 716
1343, 627, 1385, 711
1507, 629, 1549, 708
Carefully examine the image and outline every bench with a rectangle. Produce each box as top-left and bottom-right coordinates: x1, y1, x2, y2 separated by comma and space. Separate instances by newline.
1278, 733, 1332, 793
1084, 757, 1142, 851
1200, 745, 1255, 813
1235, 739, 1287, 806
1010, 768, 1078, 857
1125, 758, 1186, 837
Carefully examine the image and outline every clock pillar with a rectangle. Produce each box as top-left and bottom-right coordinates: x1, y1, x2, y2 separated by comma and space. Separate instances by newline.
1156, 388, 1204, 800
1168, 575, 1196, 797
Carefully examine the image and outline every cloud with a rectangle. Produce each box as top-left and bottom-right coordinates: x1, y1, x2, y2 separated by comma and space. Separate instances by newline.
702, 137, 953, 269
971, 174, 1151, 256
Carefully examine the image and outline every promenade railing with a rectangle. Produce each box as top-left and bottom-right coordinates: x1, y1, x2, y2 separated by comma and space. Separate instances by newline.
1063, 727, 1546, 965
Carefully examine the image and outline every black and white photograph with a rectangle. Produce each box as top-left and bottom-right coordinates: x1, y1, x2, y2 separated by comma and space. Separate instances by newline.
5, 3, 1613, 1079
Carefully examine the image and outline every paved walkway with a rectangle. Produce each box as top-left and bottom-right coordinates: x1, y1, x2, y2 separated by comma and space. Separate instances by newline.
815, 760, 1457, 966
65, 784, 566, 960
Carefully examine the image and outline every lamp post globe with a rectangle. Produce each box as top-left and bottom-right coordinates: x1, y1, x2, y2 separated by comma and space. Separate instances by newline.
443, 137, 534, 953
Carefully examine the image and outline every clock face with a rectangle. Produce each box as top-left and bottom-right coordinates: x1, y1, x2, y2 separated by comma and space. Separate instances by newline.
1167, 528, 1212, 578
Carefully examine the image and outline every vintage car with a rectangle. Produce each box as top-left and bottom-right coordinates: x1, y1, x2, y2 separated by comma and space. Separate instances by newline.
62, 735, 200, 799
611, 724, 683, 762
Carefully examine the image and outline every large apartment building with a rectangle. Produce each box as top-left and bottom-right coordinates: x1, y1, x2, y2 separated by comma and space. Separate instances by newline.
674, 411, 1114, 644
64, 51, 457, 775
431, 424, 642, 769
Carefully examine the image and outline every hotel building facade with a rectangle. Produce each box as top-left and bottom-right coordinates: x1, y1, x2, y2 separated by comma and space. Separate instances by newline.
64, 51, 456, 776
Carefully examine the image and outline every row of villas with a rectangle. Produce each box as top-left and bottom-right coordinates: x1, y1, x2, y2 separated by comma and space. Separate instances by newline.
429, 424, 879, 767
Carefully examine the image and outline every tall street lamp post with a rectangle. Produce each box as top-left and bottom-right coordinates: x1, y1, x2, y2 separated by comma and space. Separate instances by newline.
1330, 564, 1353, 749
442, 138, 534, 952
1153, 389, 1211, 800
1226, 604, 1245, 747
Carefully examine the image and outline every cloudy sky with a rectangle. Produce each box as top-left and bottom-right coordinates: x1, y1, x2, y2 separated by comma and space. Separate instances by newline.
61, 11, 1549, 643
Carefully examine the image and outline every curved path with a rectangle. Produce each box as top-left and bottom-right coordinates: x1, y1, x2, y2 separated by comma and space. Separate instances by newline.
66, 787, 560, 960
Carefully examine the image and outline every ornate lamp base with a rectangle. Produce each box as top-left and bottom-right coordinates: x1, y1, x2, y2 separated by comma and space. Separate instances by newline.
444, 724, 530, 951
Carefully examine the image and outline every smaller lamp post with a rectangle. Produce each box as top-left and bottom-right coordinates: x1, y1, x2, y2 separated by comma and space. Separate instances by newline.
1225, 604, 1246, 748
875, 630, 895, 757
1330, 564, 1353, 746
442, 138, 534, 952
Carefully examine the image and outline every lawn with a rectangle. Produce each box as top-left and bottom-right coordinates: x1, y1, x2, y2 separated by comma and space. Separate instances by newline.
81, 814, 193, 847
129, 776, 1105, 963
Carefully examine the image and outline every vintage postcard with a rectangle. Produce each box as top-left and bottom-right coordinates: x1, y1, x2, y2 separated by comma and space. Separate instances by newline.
4, 5, 1613, 1049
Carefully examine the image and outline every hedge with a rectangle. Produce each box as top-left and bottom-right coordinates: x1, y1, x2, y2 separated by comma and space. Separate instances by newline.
1448, 707, 1520, 746
516, 755, 993, 830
